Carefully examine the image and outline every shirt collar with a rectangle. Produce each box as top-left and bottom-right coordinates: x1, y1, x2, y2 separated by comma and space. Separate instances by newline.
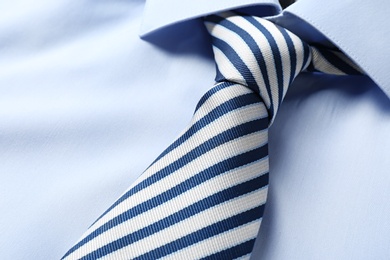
139, 0, 281, 36
276, 0, 390, 98
141, 0, 390, 98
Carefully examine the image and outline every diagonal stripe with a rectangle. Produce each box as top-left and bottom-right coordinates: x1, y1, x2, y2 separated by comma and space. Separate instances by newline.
80, 176, 268, 259
277, 27, 296, 87
245, 16, 284, 116
332, 50, 364, 74
211, 36, 258, 93
111, 188, 268, 259
310, 47, 345, 75
85, 157, 269, 259
313, 47, 362, 75
205, 15, 274, 111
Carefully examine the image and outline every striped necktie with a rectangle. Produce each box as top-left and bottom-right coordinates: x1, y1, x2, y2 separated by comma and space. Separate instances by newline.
63, 12, 363, 260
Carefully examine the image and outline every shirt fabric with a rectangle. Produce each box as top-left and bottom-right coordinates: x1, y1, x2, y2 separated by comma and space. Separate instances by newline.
0, 0, 389, 259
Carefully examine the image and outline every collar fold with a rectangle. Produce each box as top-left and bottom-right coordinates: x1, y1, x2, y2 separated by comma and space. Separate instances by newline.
281, 0, 390, 98
140, 0, 281, 36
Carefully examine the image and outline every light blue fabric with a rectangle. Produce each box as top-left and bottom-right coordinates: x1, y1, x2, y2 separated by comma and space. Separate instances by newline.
0, 0, 389, 259
140, 0, 281, 35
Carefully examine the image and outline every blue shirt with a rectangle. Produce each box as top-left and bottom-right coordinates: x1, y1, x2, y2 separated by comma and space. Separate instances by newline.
0, 0, 389, 259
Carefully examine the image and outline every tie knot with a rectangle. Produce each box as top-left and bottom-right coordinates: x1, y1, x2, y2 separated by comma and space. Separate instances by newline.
204, 12, 311, 123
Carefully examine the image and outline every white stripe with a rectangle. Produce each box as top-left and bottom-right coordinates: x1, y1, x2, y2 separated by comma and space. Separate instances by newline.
217, 11, 237, 19
106, 188, 268, 259
164, 220, 263, 260
137, 84, 252, 183
172, 82, 252, 141
191, 83, 252, 125
250, 17, 282, 106
311, 47, 345, 75
247, 17, 279, 115
228, 16, 274, 109
260, 20, 291, 100
205, 22, 263, 89
257, 18, 292, 117
208, 18, 271, 107
333, 50, 363, 73
211, 44, 247, 86
287, 30, 309, 74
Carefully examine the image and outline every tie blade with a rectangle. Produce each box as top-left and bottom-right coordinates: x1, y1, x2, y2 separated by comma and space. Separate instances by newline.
63, 82, 270, 260
62, 10, 368, 260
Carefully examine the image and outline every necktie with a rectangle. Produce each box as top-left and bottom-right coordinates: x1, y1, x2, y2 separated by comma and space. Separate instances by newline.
63, 12, 363, 260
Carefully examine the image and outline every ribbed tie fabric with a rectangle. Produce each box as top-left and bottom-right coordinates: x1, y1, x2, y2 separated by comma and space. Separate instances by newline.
63, 12, 363, 260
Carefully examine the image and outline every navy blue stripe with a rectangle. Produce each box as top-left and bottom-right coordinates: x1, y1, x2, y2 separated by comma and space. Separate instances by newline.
195, 81, 235, 112
206, 15, 274, 115
62, 118, 268, 258
277, 26, 297, 85
244, 16, 284, 119
152, 92, 261, 165
306, 62, 316, 73
315, 47, 362, 75
86, 92, 262, 228
212, 35, 273, 120
303, 39, 311, 70
211, 36, 258, 92
202, 238, 256, 259
133, 190, 267, 259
